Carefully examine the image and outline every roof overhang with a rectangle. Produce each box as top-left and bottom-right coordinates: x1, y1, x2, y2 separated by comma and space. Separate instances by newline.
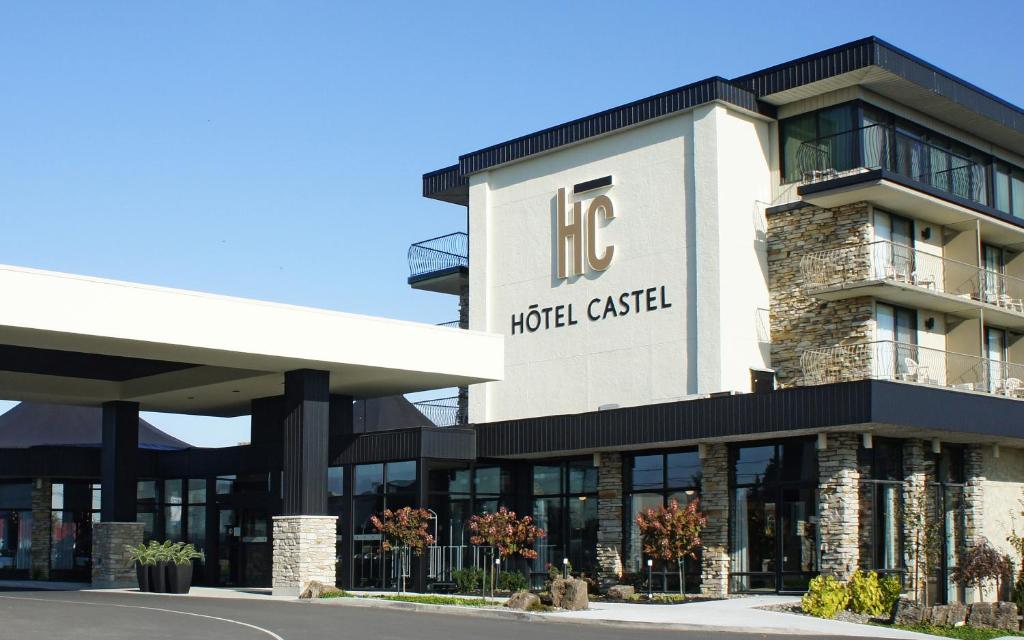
0, 264, 504, 416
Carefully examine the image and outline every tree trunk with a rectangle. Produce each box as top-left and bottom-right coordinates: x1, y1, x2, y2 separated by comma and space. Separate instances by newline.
678, 559, 684, 596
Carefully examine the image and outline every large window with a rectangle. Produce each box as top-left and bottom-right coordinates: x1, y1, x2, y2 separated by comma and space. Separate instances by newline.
136, 478, 208, 549
529, 460, 598, 587
352, 461, 418, 590
627, 450, 702, 592
932, 446, 967, 605
0, 482, 32, 577
731, 440, 818, 593
875, 303, 917, 380
780, 104, 857, 183
50, 481, 101, 580
859, 440, 904, 579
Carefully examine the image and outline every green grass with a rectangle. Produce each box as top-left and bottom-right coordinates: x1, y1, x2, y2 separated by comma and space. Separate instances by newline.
318, 590, 352, 599
878, 622, 1024, 639
373, 594, 496, 607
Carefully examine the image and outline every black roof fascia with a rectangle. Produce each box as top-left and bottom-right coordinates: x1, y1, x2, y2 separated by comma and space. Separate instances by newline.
425, 37, 1024, 206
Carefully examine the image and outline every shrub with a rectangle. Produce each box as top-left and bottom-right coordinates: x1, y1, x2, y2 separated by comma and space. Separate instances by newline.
849, 571, 887, 616
497, 570, 529, 593
951, 540, 1013, 601
801, 575, 849, 619
880, 574, 902, 614
451, 567, 484, 594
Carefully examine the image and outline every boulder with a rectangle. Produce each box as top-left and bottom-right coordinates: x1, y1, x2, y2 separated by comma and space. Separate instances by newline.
946, 602, 968, 626
993, 602, 1019, 631
551, 577, 589, 611
968, 602, 996, 628
892, 598, 924, 625
299, 580, 333, 599
505, 590, 540, 611
606, 584, 635, 600
928, 605, 947, 625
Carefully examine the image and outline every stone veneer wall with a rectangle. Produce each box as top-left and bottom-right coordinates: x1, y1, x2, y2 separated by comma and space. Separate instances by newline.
30, 479, 51, 581
964, 445, 985, 549
700, 443, 729, 596
596, 452, 624, 588
272, 515, 338, 596
818, 433, 860, 580
903, 439, 936, 602
767, 202, 875, 385
91, 521, 144, 587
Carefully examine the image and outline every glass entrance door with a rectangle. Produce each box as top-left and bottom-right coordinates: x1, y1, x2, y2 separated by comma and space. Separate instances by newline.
217, 508, 271, 587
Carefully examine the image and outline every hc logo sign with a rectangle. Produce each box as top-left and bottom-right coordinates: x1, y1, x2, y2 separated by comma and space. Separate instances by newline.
555, 186, 615, 280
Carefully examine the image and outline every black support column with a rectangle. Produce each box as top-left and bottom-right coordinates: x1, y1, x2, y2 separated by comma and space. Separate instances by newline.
282, 369, 330, 516
100, 401, 139, 522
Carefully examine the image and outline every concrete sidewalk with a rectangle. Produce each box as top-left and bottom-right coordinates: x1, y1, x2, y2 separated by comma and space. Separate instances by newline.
0, 580, 942, 638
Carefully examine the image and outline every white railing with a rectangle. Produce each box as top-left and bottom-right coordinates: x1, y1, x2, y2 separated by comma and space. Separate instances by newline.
800, 340, 1024, 398
799, 240, 1024, 314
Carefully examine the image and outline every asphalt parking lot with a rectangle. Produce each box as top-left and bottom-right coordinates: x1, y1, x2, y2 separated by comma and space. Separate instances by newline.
0, 586, 887, 640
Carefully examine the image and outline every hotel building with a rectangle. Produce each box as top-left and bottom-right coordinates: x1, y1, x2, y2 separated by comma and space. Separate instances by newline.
2, 37, 1024, 601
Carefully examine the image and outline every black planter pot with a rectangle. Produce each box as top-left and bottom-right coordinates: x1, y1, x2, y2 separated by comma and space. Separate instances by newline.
148, 561, 168, 593
166, 562, 193, 595
135, 561, 150, 592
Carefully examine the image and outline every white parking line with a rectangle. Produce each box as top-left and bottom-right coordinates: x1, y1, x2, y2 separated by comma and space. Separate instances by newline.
0, 594, 285, 640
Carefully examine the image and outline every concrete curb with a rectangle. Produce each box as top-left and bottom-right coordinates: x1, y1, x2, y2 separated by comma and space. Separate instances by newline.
305, 596, 921, 637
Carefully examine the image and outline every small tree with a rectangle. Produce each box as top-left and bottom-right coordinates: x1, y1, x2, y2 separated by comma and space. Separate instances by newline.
952, 539, 1012, 602
468, 507, 546, 595
1006, 490, 1024, 610
900, 486, 942, 604
370, 507, 435, 593
635, 498, 707, 595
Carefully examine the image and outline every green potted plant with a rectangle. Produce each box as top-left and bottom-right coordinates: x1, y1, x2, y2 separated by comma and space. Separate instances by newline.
125, 543, 155, 592
148, 540, 175, 593
167, 543, 205, 594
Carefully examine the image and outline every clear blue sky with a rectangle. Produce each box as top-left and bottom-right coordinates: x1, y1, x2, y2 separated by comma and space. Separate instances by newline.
1, 1, 1021, 445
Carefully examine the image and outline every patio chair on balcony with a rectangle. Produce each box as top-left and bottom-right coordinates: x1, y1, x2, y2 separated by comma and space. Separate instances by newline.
911, 271, 936, 289
1000, 377, 1023, 398
999, 294, 1024, 313
901, 358, 933, 384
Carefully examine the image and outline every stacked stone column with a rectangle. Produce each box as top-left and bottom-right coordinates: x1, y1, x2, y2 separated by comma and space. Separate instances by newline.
902, 439, 935, 602
700, 443, 730, 596
30, 479, 51, 581
91, 521, 144, 587
818, 433, 860, 580
272, 515, 338, 596
595, 453, 623, 588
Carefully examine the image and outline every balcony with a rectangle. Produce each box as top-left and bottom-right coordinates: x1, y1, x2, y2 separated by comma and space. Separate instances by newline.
800, 240, 1024, 329
800, 340, 1024, 399
407, 232, 468, 295
792, 125, 1022, 234
413, 396, 463, 427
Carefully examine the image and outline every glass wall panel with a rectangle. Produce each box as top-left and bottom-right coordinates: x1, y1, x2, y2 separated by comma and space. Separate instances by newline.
385, 461, 416, 493
354, 464, 384, 496
327, 467, 344, 498
0, 483, 31, 575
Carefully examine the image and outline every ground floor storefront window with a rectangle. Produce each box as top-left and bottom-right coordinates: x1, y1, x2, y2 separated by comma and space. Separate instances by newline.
50, 481, 100, 581
0, 482, 32, 577
730, 440, 818, 593
931, 446, 966, 605
529, 460, 598, 587
351, 461, 416, 590
859, 439, 904, 581
626, 450, 702, 592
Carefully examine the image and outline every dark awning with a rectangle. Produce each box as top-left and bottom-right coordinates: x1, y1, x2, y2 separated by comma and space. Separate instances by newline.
0, 402, 191, 450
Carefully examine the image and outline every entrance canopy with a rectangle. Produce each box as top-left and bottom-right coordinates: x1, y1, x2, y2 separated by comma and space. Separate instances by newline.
0, 264, 503, 416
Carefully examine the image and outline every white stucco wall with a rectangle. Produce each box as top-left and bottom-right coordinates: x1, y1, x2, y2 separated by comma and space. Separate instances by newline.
468, 103, 772, 423
979, 446, 1024, 565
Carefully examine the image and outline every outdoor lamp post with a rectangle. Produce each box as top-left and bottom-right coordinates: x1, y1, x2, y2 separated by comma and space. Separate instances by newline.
562, 557, 569, 579
494, 557, 500, 598
647, 558, 653, 598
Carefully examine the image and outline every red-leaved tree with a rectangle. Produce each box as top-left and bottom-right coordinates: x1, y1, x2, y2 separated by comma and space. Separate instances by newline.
635, 498, 707, 595
371, 507, 435, 593
467, 506, 546, 559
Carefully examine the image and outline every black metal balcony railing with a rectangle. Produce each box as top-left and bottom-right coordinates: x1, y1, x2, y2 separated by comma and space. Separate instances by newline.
408, 232, 468, 281
796, 124, 989, 206
413, 396, 461, 427
435, 320, 463, 328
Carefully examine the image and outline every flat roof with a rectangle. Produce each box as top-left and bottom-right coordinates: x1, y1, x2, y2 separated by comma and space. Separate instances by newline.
0, 264, 503, 416
425, 37, 1024, 205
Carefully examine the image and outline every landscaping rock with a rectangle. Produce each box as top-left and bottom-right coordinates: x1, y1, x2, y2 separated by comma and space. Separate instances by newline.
505, 590, 540, 611
299, 580, 332, 599
993, 602, 1019, 631
551, 578, 589, 611
929, 605, 949, 626
892, 598, 924, 625
946, 602, 968, 626
968, 602, 996, 628
606, 585, 635, 600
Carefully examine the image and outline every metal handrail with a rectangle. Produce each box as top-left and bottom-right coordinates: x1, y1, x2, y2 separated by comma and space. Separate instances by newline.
796, 124, 988, 205
413, 396, 462, 427
408, 232, 468, 279
799, 239, 1024, 314
800, 340, 1024, 397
